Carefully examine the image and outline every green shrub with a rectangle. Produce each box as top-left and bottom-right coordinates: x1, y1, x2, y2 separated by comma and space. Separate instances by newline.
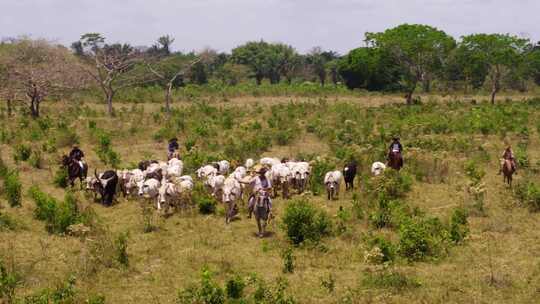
281, 247, 295, 274
464, 160, 485, 185
449, 208, 469, 244
53, 168, 69, 188
192, 183, 217, 215
114, 232, 129, 267
514, 180, 540, 212
281, 199, 332, 245
361, 268, 420, 291
13, 144, 31, 162
28, 186, 83, 234
225, 275, 245, 300
308, 158, 335, 195
3, 170, 22, 207
367, 170, 412, 201
177, 269, 225, 304
86, 294, 106, 304
0, 259, 21, 303
366, 235, 396, 263
28, 151, 43, 169
398, 217, 450, 262
22, 276, 77, 304
0, 213, 20, 231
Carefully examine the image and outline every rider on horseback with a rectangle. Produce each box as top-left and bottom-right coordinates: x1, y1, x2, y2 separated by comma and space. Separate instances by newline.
388, 136, 403, 155
499, 145, 517, 175
168, 138, 180, 160
69, 145, 85, 169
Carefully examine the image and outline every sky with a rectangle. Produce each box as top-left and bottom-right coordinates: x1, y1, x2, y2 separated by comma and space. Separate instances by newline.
1, 0, 539, 54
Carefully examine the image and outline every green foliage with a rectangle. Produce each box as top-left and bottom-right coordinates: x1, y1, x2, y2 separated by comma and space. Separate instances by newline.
361, 267, 420, 291
13, 144, 32, 162
193, 183, 217, 215
3, 170, 22, 207
90, 128, 121, 168
514, 180, 540, 212
397, 217, 451, 262
225, 275, 245, 300
449, 208, 469, 244
281, 247, 295, 274
464, 160, 485, 185
28, 186, 85, 234
114, 232, 129, 267
177, 268, 225, 304
22, 276, 77, 304
281, 199, 333, 245
53, 167, 69, 188
308, 158, 335, 195
366, 170, 412, 201
0, 213, 20, 231
0, 259, 21, 303
28, 150, 43, 169
366, 235, 396, 263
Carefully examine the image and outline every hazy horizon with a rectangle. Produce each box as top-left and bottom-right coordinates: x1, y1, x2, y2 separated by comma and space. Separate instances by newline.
1, 0, 539, 54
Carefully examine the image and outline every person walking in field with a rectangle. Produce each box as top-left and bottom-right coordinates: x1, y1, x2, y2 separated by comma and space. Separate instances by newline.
168, 138, 180, 160
241, 166, 273, 238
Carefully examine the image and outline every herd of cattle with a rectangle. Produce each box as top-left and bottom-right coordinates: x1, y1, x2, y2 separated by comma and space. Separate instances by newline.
83, 155, 389, 218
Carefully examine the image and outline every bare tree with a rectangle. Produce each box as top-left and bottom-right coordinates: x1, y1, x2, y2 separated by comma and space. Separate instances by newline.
0, 39, 87, 118
74, 33, 147, 116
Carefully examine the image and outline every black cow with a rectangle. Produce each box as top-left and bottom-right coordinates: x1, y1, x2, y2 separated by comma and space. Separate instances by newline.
343, 161, 357, 191
93, 170, 119, 206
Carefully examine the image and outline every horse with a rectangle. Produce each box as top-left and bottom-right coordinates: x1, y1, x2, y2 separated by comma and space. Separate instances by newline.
252, 190, 272, 238
387, 151, 403, 171
502, 159, 515, 187
62, 155, 88, 188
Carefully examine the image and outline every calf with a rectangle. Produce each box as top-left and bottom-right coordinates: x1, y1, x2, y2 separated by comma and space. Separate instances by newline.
324, 170, 342, 200
371, 162, 386, 176
343, 161, 357, 191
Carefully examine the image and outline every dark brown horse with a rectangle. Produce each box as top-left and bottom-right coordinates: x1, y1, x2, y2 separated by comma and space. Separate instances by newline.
387, 151, 403, 171
502, 159, 515, 187
62, 155, 88, 188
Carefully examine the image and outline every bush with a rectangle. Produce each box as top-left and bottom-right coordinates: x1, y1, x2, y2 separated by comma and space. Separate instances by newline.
514, 180, 540, 212
28, 151, 43, 169
177, 269, 225, 304
22, 276, 77, 304
193, 183, 217, 215
449, 208, 469, 244
3, 170, 22, 207
365, 235, 396, 264
398, 217, 450, 262
361, 267, 420, 291
114, 232, 129, 267
281, 199, 332, 245
13, 144, 31, 162
53, 167, 69, 188
0, 213, 20, 231
366, 170, 412, 201
0, 259, 21, 303
308, 158, 335, 195
225, 275, 245, 300
28, 186, 84, 234
281, 247, 295, 274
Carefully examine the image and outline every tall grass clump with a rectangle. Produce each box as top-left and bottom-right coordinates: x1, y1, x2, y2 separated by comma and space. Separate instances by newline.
281, 199, 332, 245
0, 259, 22, 303
192, 183, 217, 215
514, 180, 540, 212
53, 167, 69, 188
89, 125, 121, 168
28, 186, 86, 234
2, 170, 22, 207
308, 158, 335, 195
12, 144, 31, 163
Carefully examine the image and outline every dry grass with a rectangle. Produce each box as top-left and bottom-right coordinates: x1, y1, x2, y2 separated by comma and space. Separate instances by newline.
1, 95, 540, 303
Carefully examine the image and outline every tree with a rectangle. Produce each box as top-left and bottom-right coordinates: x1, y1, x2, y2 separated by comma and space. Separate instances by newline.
231, 41, 298, 85
526, 42, 540, 86
457, 34, 529, 103
337, 47, 402, 91
73, 33, 147, 115
306, 47, 328, 86
366, 24, 456, 104
0, 39, 86, 118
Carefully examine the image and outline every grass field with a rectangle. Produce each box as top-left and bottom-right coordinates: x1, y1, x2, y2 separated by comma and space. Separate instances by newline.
1, 94, 540, 303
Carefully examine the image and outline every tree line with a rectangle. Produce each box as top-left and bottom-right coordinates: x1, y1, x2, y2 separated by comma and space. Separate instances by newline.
1, 23, 540, 117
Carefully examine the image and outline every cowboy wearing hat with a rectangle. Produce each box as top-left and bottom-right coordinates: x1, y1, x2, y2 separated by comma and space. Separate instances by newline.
388, 136, 403, 155
499, 144, 517, 175
245, 166, 272, 218
168, 138, 180, 160
69, 145, 85, 169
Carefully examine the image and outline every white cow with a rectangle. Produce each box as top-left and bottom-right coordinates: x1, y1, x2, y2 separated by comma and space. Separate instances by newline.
291, 162, 311, 193
205, 174, 225, 198
222, 176, 242, 223
270, 163, 292, 198
166, 159, 183, 179
137, 178, 161, 208
260, 157, 281, 167
196, 165, 218, 179
371, 162, 387, 176
211, 160, 230, 175
158, 176, 193, 212
230, 166, 247, 181
120, 169, 144, 197
324, 170, 343, 200
245, 158, 255, 170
